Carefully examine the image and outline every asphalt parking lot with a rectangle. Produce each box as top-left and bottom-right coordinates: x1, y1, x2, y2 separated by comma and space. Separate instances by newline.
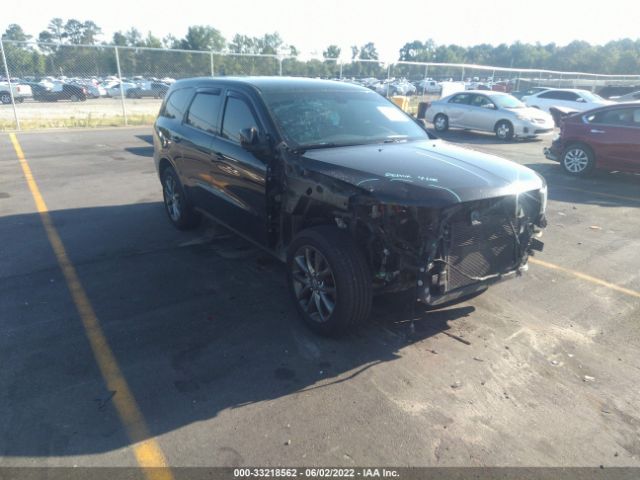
1, 127, 639, 470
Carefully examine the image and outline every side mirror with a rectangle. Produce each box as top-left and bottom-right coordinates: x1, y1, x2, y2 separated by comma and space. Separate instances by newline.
239, 127, 259, 147
239, 127, 272, 161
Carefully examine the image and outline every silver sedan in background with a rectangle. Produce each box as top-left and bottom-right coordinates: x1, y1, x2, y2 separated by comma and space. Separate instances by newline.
425, 91, 555, 140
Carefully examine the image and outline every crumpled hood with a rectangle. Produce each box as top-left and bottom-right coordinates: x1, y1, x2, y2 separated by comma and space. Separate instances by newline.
299, 139, 545, 207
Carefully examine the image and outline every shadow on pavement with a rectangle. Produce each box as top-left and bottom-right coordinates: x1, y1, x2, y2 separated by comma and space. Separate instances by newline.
0, 202, 470, 458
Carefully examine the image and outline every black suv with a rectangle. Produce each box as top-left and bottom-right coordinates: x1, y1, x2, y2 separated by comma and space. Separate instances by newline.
153, 77, 547, 336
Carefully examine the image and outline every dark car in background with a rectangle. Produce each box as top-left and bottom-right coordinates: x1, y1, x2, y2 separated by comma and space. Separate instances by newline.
154, 77, 547, 336
27, 82, 88, 102
545, 104, 640, 175
126, 82, 170, 99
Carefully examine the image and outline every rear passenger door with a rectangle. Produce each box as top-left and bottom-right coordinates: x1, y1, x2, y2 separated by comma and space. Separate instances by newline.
445, 93, 473, 128
154, 87, 193, 176
180, 88, 223, 208
207, 90, 268, 245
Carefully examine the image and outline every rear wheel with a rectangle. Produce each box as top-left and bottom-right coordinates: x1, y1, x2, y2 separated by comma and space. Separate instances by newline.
495, 120, 514, 141
70, 94, 79, 102
561, 143, 595, 176
433, 113, 449, 132
0, 92, 11, 104
161, 166, 201, 230
287, 226, 372, 336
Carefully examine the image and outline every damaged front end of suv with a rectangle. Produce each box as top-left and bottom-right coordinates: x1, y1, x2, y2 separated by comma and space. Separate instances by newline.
272, 139, 547, 310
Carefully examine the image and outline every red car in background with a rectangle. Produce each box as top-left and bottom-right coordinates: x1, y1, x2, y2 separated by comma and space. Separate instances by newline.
544, 103, 640, 176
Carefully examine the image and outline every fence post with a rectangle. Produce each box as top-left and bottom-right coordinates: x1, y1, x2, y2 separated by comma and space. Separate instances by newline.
339, 59, 343, 79
0, 38, 20, 131
422, 65, 429, 98
386, 64, 391, 97
460, 66, 465, 82
114, 46, 128, 126
210, 51, 215, 76
278, 57, 282, 76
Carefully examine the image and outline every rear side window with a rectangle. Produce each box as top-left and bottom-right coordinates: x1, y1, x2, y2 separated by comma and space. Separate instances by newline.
558, 91, 580, 101
538, 91, 563, 100
221, 96, 259, 143
540, 90, 579, 101
161, 88, 192, 120
186, 92, 222, 134
449, 93, 472, 104
586, 108, 640, 127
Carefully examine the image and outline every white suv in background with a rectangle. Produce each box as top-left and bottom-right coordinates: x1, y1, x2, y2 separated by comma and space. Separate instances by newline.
523, 88, 612, 113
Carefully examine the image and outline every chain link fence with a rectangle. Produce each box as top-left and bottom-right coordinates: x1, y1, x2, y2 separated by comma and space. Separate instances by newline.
2, 39, 640, 131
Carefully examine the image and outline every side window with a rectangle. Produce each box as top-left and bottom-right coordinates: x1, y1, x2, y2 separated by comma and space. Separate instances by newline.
585, 108, 637, 126
470, 95, 493, 108
449, 93, 471, 104
186, 92, 222, 134
221, 96, 259, 143
161, 88, 192, 120
558, 91, 580, 101
539, 91, 562, 100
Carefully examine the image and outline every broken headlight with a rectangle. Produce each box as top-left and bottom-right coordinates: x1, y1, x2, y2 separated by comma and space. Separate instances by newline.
539, 184, 548, 214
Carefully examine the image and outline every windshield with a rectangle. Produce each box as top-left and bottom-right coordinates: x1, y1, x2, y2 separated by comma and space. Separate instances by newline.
493, 95, 525, 109
581, 90, 604, 102
262, 89, 430, 148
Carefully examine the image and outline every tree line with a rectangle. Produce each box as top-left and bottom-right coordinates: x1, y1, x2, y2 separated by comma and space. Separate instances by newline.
2, 19, 640, 80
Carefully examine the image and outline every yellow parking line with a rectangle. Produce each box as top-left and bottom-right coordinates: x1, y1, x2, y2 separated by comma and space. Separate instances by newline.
530, 257, 640, 299
9, 133, 173, 480
560, 186, 640, 204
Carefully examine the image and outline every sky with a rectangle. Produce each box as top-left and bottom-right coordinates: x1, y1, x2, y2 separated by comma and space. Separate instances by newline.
3, 0, 640, 61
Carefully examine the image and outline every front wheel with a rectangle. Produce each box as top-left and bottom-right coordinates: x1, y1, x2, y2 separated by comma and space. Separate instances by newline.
0, 92, 11, 104
495, 120, 514, 141
561, 143, 595, 176
161, 166, 201, 230
287, 226, 372, 336
433, 113, 449, 132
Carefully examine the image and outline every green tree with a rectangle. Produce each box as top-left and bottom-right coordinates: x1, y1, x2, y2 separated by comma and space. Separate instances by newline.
2, 24, 31, 41
64, 19, 84, 44
48, 18, 66, 43
358, 42, 378, 60
81, 21, 102, 45
179, 26, 225, 51
323, 45, 341, 59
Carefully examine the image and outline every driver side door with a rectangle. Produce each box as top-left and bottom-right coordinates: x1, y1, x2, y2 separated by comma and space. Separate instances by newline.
465, 94, 498, 132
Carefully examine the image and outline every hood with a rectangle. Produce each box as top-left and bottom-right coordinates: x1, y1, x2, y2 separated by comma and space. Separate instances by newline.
299, 139, 544, 207
506, 107, 552, 119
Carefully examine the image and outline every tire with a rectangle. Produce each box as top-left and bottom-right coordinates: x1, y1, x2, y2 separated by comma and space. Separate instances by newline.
0, 92, 11, 104
70, 94, 79, 102
286, 226, 372, 336
561, 143, 595, 176
495, 120, 514, 141
16, 97, 24, 103
161, 166, 201, 230
433, 113, 449, 132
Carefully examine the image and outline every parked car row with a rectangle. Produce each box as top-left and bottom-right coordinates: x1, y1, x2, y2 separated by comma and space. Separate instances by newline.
0, 75, 174, 103
417, 85, 638, 177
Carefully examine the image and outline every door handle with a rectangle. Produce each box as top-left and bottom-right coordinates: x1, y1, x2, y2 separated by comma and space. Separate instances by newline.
172, 135, 182, 143
213, 151, 225, 161
590, 129, 605, 134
